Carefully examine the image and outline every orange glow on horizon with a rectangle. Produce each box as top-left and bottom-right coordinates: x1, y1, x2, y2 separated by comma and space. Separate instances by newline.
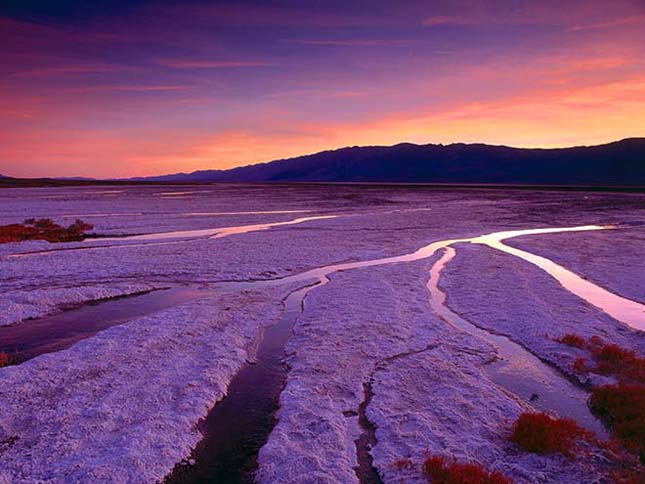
1, 1, 644, 178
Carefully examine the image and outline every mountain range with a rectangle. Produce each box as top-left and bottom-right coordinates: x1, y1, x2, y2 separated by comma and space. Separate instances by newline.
2, 138, 643, 187
130, 138, 645, 186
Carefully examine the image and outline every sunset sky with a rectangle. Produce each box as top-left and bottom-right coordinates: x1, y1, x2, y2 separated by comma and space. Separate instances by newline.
1, 0, 644, 178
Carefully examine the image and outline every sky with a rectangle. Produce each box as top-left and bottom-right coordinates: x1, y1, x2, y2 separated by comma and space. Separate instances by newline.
1, 0, 644, 178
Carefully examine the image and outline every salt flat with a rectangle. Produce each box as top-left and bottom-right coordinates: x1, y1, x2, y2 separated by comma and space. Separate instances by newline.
0, 185, 643, 483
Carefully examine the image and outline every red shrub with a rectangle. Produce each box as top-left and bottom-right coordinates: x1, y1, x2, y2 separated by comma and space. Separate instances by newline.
0, 219, 93, 244
590, 384, 645, 462
589, 335, 604, 347
394, 457, 415, 470
31, 218, 57, 229
553, 333, 644, 384
590, 344, 645, 383
509, 412, 589, 456
0, 351, 19, 368
422, 455, 512, 484
611, 468, 645, 484
0, 224, 38, 243
555, 333, 587, 349
572, 357, 589, 374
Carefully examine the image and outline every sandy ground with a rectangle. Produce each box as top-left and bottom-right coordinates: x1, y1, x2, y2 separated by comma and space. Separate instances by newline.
0, 185, 643, 482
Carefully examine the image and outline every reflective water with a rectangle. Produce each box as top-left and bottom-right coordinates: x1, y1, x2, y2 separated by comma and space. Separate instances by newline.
7, 222, 638, 482
166, 280, 327, 484
428, 247, 606, 435
94, 215, 337, 242
472, 226, 645, 330
0, 287, 209, 362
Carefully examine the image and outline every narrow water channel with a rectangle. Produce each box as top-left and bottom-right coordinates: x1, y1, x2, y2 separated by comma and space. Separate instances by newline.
173, 224, 625, 481
0, 287, 209, 362
471, 226, 645, 330
5, 223, 636, 482
5, 215, 337, 259
428, 247, 606, 435
94, 215, 337, 242
166, 279, 326, 484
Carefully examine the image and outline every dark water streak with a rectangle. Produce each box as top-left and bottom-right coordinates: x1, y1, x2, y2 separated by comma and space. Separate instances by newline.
0, 287, 208, 362
166, 280, 326, 484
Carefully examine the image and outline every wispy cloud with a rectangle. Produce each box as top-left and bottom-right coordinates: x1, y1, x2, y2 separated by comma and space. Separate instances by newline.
569, 14, 645, 31
287, 39, 415, 47
156, 59, 275, 69
268, 88, 372, 99
151, 4, 380, 28
421, 16, 471, 27
422, 5, 645, 30
11, 64, 127, 78
70, 84, 194, 93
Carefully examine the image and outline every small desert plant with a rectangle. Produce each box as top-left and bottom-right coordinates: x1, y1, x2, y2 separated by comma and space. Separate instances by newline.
509, 412, 589, 456
550, 334, 645, 462
555, 333, 587, 349
31, 218, 57, 229
0, 351, 19, 368
555, 334, 644, 384
393, 457, 415, 470
590, 344, 645, 383
422, 455, 512, 484
589, 335, 604, 347
0, 218, 93, 244
610, 468, 645, 484
590, 384, 645, 463
572, 357, 589, 374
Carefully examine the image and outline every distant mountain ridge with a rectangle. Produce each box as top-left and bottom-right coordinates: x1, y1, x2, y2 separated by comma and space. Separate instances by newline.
131, 138, 645, 186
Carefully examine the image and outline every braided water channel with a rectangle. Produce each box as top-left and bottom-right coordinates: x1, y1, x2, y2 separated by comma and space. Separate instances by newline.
5, 224, 640, 481
168, 224, 637, 482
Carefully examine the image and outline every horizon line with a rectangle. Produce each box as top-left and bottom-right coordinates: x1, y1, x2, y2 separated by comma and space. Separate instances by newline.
2, 136, 642, 180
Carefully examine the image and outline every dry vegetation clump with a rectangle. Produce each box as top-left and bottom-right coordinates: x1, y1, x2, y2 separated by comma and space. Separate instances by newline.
393, 457, 415, 471
610, 467, 645, 484
590, 384, 645, 463
556, 334, 644, 383
553, 333, 645, 463
555, 333, 587, 349
509, 412, 589, 457
572, 357, 589, 374
422, 455, 513, 484
588, 342, 645, 383
0, 218, 93, 243
0, 351, 20, 368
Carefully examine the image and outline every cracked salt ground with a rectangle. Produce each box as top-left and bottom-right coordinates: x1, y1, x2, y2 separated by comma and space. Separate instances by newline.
0, 284, 303, 483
